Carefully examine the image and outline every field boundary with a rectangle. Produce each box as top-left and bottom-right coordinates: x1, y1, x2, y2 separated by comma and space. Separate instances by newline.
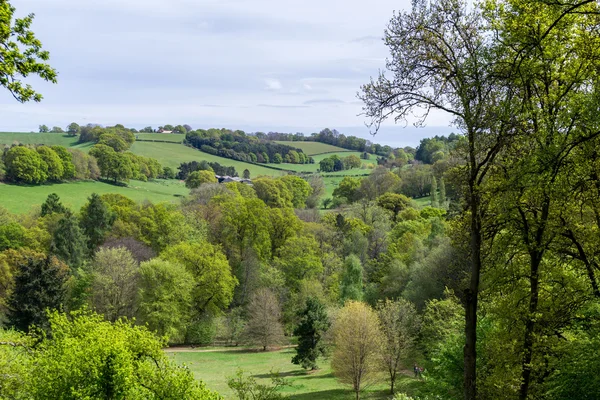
135, 139, 184, 144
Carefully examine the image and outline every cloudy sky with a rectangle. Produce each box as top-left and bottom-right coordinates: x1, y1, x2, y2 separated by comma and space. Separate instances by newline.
1, 0, 454, 146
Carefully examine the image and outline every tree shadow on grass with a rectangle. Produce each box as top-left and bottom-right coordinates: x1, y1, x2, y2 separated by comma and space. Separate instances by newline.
252, 370, 306, 379
286, 389, 350, 400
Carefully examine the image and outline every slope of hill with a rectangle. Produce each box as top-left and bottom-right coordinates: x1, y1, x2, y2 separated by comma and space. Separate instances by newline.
273, 141, 349, 155
130, 142, 287, 177
0, 132, 79, 147
0, 179, 188, 214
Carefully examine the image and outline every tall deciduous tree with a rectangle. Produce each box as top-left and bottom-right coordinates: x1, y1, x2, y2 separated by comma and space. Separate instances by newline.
292, 297, 330, 370
331, 301, 383, 400
377, 299, 421, 394
0, 1, 57, 102
245, 288, 285, 351
340, 254, 363, 302
359, 1, 511, 396
88, 247, 139, 322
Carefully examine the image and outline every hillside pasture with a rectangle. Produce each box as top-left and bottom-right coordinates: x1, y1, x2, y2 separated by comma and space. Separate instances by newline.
136, 133, 185, 143
0, 179, 188, 214
130, 142, 286, 177
168, 347, 421, 399
0, 132, 79, 147
274, 141, 350, 156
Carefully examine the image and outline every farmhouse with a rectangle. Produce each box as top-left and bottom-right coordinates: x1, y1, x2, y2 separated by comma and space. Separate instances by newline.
216, 175, 252, 185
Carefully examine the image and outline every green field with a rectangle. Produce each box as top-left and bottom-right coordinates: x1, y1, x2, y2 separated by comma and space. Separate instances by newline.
274, 141, 350, 156
130, 142, 286, 178
136, 133, 185, 143
168, 347, 421, 399
0, 132, 79, 147
0, 179, 187, 214
265, 152, 376, 174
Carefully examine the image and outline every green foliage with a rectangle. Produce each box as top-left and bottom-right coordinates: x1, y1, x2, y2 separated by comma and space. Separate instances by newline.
88, 247, 139, 321
7, 255, 70, 331
186, 315, 218, 346
137, 258, 193, 342
50, 145, 76, 179
0, 222, 27, 251
36, 145, 64, 181
89, 144, 134, 183
99, 132, 130, 152
50, 210, 87, 268
79, 193, 116, 251
332, 176, 362, 204
67, 122, 80, 136
280, 175, 312, 208
377, 193, 411, 221
4, 145, 48, 183
253, 177, 293, 208
377, 299, 421, 394
0, 310, 221, 399
275, 236, 323, 290
340, 254, 363, 302
0, 1, 57, 102
162, 241, 237, 316
292, 297, 330, 370
227, 369, 289, 400
186, 170, 217, 189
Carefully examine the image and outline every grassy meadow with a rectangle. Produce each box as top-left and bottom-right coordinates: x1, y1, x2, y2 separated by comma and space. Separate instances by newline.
168, 347, 422, 399
274, 141, 350, 156
0, 179, 187, 214
136, 133, 185, 143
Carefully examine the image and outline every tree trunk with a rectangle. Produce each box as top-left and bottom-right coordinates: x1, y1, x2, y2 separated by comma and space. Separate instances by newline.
464, 141, 481, 400
519, 253, 541, 400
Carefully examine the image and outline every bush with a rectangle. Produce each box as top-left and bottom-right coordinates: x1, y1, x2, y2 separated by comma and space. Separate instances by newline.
186, 316, 217, 345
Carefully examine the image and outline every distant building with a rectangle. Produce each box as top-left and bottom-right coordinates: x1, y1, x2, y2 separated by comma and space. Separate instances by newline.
158, 129, 173, 133
215, 175, 252, 185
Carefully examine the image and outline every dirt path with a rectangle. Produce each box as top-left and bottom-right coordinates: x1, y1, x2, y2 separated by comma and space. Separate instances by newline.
166, 345, 296, 353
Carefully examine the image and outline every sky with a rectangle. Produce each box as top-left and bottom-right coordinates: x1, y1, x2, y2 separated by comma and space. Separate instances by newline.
1, 0, 455, 147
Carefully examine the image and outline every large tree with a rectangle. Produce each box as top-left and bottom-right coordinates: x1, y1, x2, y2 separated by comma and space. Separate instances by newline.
79, 193, 115, 252
245, 288, 285, 351
359, 1, 511, 397
331, 301, 383, 400
292, 297, 330, 370
0, 1, 57, 102
6, 255, 70, 331
50, 210, 87, 269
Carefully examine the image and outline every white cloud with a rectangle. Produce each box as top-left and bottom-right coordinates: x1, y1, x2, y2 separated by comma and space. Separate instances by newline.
264, 79, 283, 91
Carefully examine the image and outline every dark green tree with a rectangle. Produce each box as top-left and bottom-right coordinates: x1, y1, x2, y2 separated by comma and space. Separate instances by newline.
50, 210, 87, 268
7, 255, 70, 331
66, 122, 80, 136
292, 297, 330, 370
79, 193, 115, 251
243, 169, 250, 179
0, 1, 57, 102
40, 193, 66, 217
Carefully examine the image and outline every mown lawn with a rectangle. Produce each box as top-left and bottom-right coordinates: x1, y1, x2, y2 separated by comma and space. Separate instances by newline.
0, 179, 187, 214
273, 141, 350, 156
168, 347, 422, 399
130, 142, 286, 178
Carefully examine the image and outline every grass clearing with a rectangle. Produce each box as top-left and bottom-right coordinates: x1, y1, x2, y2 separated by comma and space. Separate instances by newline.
168, 347, 422, 399
0, 179, 187, 214
130, 142, 286, 178
274, 141, 350, 156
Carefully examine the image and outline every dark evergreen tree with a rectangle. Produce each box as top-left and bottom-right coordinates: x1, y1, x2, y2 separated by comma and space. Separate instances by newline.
40, 193, 67, 217
51, 210, 87, 268
292, 297, 330, 370
7, 255, 70, 332
79, 193, 115, 252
